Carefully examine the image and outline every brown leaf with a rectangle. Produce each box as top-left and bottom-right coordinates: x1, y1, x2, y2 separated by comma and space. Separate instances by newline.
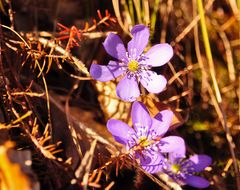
95, 81, 132, 123
0, 142, 32, 190
141, 95, 185, 130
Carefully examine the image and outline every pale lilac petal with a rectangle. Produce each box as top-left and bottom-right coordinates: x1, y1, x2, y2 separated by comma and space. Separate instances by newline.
131, 101, 152, 129
116, 75, 140, 102
151, 110, 173, 137
159, 136, 185, 153
140, 152, 164, 174
103, 33, 127, 60
189, 155, 212, 172
140, 71, 167, 93
90, 61, 124, 82
169, 145, 186, 163
185, 175, 210, 188
107, 119, 135, 145
127, 25, 149, 59
145, 44, 173, 67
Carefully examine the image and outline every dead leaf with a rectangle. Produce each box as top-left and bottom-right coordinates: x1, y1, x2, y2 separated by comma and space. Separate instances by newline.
0, 142, 32, 190
141, 95, 185, 130
95, 81, 131, 123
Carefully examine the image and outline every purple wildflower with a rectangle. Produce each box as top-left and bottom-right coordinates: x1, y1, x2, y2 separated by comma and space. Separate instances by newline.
162, 152, 212, 188
106, 101, 185, 173
90, 24, 173, 102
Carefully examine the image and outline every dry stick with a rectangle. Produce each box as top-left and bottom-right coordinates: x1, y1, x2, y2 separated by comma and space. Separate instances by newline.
38, 37, 90, 76
5, 0, 14, 29
228, 0, 240, 18
220, 16, 237, 32
211, 20, 236, 82
128, 0, 135, 25
142, 0, 150, 26
80, 140, 97, 190
112, 0, 131, 35
1, 24, 54, 140
168, 64, 199, 85
121, 0, 133, 32
132, 0, 142, 23
160, 0, 173, 43
167, 62, 184, 86
173, 0, 215, 45
65, 83, 83, 159
193, 1, 240, 189
34, 61, 53, 136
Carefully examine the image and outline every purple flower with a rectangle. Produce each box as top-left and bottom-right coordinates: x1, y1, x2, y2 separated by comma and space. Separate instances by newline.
162, 152, 212, 188
90, 24, 173, 102
106, 101, 185, 173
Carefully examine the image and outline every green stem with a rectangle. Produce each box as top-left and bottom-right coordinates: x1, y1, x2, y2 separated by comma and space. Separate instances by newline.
150, 0, 160, 40
197, 0, 222, 103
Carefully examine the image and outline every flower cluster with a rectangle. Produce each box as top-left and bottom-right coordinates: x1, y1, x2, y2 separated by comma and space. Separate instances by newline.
90, 24, 211, 188
107, 101, 211, 188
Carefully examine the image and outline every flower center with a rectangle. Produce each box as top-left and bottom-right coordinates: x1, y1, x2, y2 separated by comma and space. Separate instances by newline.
171, 164, 181, 173
138, 136, 151, 147
128, 60, 139, 72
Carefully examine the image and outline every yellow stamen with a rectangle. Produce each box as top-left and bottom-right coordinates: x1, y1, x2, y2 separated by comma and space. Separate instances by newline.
128, 60, 139, 72
171, 164, 181, 173
138, 136, 151, 147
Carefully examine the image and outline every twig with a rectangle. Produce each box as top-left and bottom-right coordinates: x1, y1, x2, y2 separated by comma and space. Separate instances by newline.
211, 19, 236, 82
38, 37, 89, 76
173, 0, 215, 44
5, 0, 14, 29
160, 0, 173, 43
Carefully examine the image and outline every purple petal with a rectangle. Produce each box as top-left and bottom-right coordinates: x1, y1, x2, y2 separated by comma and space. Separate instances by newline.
90, 61, 124, 82
127, 25, 149, 59
107, 119, 135, 145
140, 71, 167, 93
131, 101, 152, 129
189, 155, 212, 172
116, 75, 140, 102
185, 175, 210, 188
103, 33, 127, 60
140, 152, 164, 174
159, 136, 185, 154
145, 44, 173, 67
151, 110, 173, 137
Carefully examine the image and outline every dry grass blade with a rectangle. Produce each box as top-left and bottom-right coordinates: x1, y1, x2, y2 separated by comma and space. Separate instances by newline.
142, 0, 150, 25
173, 0, 214, 44
65, 83, 83, 159
211, 19, 236, 82
132, 0, 142, 23
38, 37, 89, 76
157, 173, 183, 190
160, 0, 173, 43
76, 139, 97, 189
112, 0, 131, 35
10, 92, 45, 97
193, 0, 240, 188
0, 0, 7, 15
